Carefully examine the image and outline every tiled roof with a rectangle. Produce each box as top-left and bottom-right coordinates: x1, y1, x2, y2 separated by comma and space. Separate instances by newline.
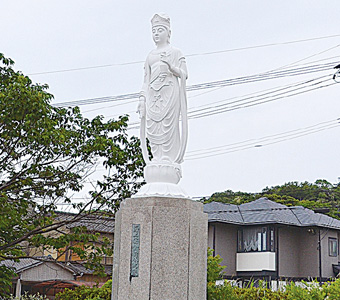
0, 258, 112, 275
203, 201, 239, 212
204, 197, 340, 229
55, 212, 115, 233
64, 262, 113, 275
0, 258, 43, 273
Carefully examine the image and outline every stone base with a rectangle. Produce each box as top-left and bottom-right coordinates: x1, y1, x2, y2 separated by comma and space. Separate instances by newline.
112, 197, 208, 300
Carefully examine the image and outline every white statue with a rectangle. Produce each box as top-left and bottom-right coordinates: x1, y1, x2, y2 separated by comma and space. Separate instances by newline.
135, 13, 189, 198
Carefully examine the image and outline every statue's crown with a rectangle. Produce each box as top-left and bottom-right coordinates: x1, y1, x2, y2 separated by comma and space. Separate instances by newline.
151, 13, 170, 29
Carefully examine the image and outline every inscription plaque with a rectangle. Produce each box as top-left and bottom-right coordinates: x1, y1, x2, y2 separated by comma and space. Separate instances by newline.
130, 224, 141, 278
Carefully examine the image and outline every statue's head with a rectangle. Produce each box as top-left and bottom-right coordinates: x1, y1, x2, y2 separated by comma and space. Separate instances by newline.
151, 13, 171, 44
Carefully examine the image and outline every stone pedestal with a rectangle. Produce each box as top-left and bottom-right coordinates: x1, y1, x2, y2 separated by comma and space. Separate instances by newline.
112, 197, 208, 300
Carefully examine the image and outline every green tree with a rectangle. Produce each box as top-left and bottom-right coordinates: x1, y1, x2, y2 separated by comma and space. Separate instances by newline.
204, 190, 257, 205
206, 180, 340, 220
0, 54, 144, 295
262, 180, 340, 218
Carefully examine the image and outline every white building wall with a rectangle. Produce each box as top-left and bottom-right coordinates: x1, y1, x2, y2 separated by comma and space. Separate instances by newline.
21, 262, 74, 281
236, 252, 276, 272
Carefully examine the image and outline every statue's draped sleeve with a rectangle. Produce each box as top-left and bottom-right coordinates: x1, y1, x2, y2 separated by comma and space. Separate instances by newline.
140, 57, 150, 98
139, 57, 151, 163
175, 51, 188, 164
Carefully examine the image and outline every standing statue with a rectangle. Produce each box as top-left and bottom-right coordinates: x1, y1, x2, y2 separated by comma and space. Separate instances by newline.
112, 16, 207, 300
135, 13, 189, 198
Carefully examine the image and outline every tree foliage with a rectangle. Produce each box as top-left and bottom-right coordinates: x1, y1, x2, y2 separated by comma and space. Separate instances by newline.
0, 53, 144, 295
55, 280, 112, 300
205, 180, 340, 219
207, 248, 225, 283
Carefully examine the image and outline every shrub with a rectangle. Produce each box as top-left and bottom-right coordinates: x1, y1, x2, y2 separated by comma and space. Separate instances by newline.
207, 281, 239, 300
207, 248, 226, 282
283, 281, 326, 300
7, 293, 47, 300
324, 278, 340, 300
207, 248, 227, 300
55, 280, 112, 300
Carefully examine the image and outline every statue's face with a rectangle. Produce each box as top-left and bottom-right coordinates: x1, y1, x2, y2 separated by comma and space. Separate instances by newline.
152, 26, 168, 44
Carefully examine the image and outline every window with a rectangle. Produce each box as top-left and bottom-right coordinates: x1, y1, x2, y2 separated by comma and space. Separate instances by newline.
237, 226, 275, 252
270, 227, 275, 252
329, 238, 338, 257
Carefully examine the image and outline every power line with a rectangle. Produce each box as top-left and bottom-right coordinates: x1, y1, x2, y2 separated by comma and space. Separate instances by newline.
82, 99, 137, 114
185, 62, 335, 92
127, 75, 336, 129
76, 56, 340, 116
188, 76, 329, 115
53, 61, 338, 107
188, 119, 339, 155
185, 118, 340, 160
29, 33, 340, 76
186, 34, 340, 58
268, 44, 340, 72
188, 77, 334, 119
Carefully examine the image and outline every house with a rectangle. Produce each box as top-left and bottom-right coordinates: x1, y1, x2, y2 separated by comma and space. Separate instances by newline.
1, 212, 115, 299
54, 211, 115, 266
204, 197, 340, 283
24, 212, 115, 266
1, 258, 112, 299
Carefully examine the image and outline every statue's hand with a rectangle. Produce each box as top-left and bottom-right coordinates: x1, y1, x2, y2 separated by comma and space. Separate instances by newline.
160, 52, 172, 69
137, 96, 146, 119
161, 52, 181, 77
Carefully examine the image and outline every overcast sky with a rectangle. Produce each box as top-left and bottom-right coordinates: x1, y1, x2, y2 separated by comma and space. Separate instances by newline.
2, 1, 340, 201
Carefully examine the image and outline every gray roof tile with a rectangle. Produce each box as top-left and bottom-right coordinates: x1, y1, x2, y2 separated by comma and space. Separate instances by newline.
239, 198, 287, 210
204, 197, 340, 229
56, 212, 115, 233
203, 202, 238, 213
0, 259, 112, 275
0, 258, 42, 272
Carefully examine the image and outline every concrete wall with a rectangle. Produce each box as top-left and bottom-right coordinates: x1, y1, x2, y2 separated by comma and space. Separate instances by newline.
320, 229, 339, 278
208, 223, 237, 277
278, 227, 326, 278
298, 228, 318, 278
278, 226, 300, 277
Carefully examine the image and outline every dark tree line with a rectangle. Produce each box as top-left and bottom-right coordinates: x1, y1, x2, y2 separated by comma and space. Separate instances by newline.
205, 179, 340, 219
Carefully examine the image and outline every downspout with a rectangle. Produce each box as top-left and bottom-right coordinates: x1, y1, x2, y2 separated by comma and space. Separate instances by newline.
276, 227, 279, 280
318, 228, 322, 282
212, 224, 216, 256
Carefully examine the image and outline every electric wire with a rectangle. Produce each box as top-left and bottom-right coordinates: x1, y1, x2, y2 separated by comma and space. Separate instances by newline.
185, 120, 340, 160
51, 118, 340, 206
268, 44, 340, 72
188, 75, 329, 115
188, 77, 334, 119
53, 61, 338, 107
29, 33, 340, 76
127, 75, 336, 129
186, 34, 340, 58
105, 80, 306, 121
187, 119, 339, 155
79, 57, 340, 116
185, 62, 335, 92
186, 120, 339, 157
278, 55, 340, 69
